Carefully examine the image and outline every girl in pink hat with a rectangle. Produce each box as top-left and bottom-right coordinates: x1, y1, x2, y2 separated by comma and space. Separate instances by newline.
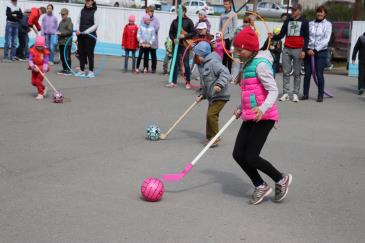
122, 15, 138, 72
28, 36, 50, 100
232, 27, 292, 205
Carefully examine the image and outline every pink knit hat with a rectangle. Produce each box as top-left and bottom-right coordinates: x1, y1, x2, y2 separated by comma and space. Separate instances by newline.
35, 36, 46, 47
129, 15, 135, 22
233, 26, 259, 52
143, 14, 150, 22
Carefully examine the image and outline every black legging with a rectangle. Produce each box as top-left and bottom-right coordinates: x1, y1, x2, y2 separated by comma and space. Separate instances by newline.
137, 47, 151, 70
232, 120, 283, 187
150, 48, 157, 72
78, 36, 96, 72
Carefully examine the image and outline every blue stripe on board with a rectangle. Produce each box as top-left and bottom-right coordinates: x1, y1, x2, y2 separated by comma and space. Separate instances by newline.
0, 37, 167, 61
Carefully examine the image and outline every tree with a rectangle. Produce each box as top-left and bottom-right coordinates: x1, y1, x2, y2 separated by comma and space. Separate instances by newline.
353, 0, 362, 20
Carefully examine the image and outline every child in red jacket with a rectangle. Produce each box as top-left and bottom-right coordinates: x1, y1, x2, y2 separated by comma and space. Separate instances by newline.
28, 36, 49, 100
122, 15, 138, 72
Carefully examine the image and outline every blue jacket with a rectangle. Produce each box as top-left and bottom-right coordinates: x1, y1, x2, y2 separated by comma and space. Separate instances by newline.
137, 23, 156, 46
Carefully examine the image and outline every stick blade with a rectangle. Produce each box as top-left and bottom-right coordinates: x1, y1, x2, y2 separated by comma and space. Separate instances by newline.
162, 173, 184, 182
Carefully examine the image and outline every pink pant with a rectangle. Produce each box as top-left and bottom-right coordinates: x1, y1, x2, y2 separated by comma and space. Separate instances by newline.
31, 71, 45, 95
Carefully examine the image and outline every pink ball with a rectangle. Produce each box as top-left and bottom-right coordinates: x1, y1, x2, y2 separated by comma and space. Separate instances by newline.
141, 177, 164, 202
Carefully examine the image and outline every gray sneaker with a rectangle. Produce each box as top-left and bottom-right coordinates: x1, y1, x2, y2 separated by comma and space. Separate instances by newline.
250, 182, 272, 205
2, 59, 11, 63
275, 174, 293, 202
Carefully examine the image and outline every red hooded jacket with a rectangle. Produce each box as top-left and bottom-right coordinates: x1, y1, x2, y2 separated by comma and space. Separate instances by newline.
122, 24, 138, 50
28, 7, 41, 31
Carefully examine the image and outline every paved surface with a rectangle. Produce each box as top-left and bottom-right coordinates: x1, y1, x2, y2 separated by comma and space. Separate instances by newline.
0, 57, 364, 243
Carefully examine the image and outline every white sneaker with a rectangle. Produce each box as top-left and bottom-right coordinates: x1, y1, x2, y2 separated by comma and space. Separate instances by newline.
35, 94, 44, 100
292, 94, 299, 103
279, 93, 289, 102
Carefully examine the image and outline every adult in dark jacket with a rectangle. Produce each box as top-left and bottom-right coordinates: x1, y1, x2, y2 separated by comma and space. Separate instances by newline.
16, 9, 30, 61
166, 6, 196, 89
272, 3, 309, 103
3, 0, 22, 62
352, 32, 365, 95
75, 0, 100, 78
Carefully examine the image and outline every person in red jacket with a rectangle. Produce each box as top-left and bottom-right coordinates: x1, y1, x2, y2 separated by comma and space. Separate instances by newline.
122, 15, 138, 72
28, 36, 49, 100
27, 6, 46, 35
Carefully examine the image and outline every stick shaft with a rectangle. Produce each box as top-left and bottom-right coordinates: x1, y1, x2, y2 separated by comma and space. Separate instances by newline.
168, 4, 183, 83
191, 115, 236, 166
164, 101, 197, 137
35, 66, 58, 92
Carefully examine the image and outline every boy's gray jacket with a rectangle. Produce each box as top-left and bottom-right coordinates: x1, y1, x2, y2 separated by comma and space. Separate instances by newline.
198, 52, 231, 104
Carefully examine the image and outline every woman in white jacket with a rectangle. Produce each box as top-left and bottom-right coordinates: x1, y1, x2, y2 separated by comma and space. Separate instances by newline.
301, 5, 332, 102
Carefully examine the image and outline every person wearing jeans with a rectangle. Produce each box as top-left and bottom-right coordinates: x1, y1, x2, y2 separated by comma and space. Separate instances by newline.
3, 0, 22, 62
302, 6, 332, 103
352, 32, 365, 95
272, 3, 309, 103
42, 4, 58, 64
166, 6, 195, 89
57, 8, 73, 75
219, 0, 237, 73
122, 15, 138, 72
145, 7, 159, 73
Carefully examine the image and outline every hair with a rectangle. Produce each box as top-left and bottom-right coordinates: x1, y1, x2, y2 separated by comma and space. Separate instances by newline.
182, 6, 187, 12
39, 7, 47, 14
223, 0, 231, 3
146, 6, 154, 12
316, 5, 327, 14
47, 4, 54, 10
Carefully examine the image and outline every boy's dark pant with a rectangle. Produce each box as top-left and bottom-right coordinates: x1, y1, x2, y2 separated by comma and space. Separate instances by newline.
206, 100, 227, 140
358, 62, 365, 91
137, 47, 151, 70
150, 48, 157, 72
16, 32, 28, 59
59, 45, 72, 71
222, 38, 232, 72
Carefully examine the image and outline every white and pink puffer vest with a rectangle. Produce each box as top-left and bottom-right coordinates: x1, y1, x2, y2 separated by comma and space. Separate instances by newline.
240, 57, 279, 121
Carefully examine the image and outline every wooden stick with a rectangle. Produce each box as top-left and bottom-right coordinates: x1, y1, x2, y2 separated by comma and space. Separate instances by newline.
160, 101, 198, 140
34, 66, 58, 92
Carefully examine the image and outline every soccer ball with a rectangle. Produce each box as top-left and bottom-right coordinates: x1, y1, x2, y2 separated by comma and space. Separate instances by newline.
146, 124, 160, 141
141, 177, 164, 202
53, 91, 64, 103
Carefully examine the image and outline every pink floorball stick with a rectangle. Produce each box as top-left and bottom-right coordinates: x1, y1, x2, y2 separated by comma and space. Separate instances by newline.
162, 115, 236, 182
141, 177, 165, 202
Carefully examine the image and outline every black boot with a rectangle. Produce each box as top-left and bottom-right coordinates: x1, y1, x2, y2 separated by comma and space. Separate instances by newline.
359, 89, 364, 95
316, 96, 323, 102
300, 95, 309, 100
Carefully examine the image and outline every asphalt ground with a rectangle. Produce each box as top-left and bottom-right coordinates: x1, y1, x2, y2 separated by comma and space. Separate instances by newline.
0, 56, 364, 243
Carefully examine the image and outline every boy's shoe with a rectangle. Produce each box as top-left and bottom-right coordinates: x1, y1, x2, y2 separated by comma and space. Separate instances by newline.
143, 68, 148, 73
204, 137, 221, 148
274, 174, 293, 202
57, 70, 68, 75
49, 61, 55, 66
135, 69, 140, 73
316, 96, 323, 103
2, 59, 11, 63
279, 93, 289, 101
63, 70, 72, 76
151, 69, 156, 73
74, 71, 86, 77
43, 87, 47, 97
300, 95, 309, 100
161, 70, 168, 75
86, 71, 95, 78
292, 94, 299, 103
185, 83, 192, 89
165, 83, 177, 88
35, 94, 44, 100
358, 89, 364, 95
250, 182, 272, 205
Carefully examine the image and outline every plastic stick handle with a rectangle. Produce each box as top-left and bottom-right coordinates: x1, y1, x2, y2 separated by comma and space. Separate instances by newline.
168, 4, 183, 83
164, 101, 198, 137
191, 115, 236, 166
35, 66, 58, 92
